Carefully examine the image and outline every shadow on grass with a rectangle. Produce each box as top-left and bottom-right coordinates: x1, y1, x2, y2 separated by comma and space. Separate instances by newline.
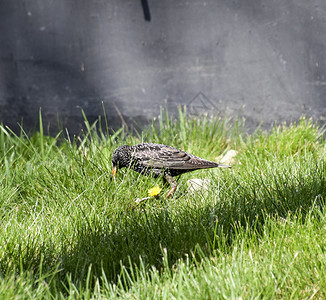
2, 160, 325, 293
52, 159, 326, 288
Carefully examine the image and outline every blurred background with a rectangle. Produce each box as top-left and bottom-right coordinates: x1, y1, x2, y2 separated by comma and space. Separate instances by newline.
1, 0, 325, 135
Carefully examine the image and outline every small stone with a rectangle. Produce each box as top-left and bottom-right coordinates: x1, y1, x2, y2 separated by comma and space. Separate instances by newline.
218, 149, 238, 165
187, 178, 211, 195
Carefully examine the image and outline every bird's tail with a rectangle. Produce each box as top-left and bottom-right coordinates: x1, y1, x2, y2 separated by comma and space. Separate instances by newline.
218, 164, 232, 168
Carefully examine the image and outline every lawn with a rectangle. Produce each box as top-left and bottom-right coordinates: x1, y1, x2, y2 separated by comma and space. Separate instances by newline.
0, 109, 325, 299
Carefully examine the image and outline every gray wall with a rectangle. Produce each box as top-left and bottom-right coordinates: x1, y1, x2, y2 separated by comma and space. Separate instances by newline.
1, 0, 326, 134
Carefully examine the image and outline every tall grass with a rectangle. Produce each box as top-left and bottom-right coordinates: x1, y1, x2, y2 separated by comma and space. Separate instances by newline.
0, 108, 325, 298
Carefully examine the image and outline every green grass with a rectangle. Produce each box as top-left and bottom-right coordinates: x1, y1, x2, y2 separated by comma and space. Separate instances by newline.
1, 108, 326, 299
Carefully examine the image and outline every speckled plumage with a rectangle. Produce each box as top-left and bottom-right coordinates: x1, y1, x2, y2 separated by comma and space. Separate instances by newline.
112, 143, 231, 197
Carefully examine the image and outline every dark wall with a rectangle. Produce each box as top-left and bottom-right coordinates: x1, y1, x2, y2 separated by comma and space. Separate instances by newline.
1, 0, 326, 134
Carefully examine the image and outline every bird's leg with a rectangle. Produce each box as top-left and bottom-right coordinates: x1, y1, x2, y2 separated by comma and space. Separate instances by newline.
164, 174, 178, 198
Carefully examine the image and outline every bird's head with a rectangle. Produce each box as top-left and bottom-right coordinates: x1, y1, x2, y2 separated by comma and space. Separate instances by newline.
111, 145, 132, 177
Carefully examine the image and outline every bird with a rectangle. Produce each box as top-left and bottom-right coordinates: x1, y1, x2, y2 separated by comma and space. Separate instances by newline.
111, 143, 231, 198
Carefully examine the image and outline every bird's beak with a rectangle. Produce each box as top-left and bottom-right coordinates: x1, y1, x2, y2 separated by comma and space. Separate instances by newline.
112, 165, 117, 177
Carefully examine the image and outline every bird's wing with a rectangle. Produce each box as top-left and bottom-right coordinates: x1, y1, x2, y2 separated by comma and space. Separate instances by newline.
133, 145, 219, 170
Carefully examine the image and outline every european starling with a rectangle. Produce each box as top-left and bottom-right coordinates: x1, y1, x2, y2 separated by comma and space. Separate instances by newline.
112, 143, 231, 197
